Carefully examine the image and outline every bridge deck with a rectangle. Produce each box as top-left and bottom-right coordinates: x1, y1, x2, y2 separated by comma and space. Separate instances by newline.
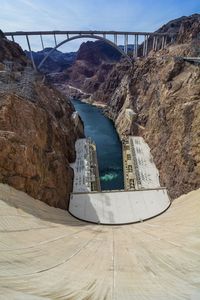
4, 30, 171, 36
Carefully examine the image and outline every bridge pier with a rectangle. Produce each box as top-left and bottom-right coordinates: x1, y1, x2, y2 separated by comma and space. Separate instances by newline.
134, 35, 138, 57
152, 36, 155, 51
154, 36, 158, 51
124, 34, 128, 54
25, 35, 37, 71
142, 36, 145, 56
161, 36, 165, 49
164, 36, 167, 48
143, 35, 148, 56
53, 33, 57, 47
145, 35, 149, 56
114, 34, 117, 45
170, 34, 176, 44
40, 34, 44, 51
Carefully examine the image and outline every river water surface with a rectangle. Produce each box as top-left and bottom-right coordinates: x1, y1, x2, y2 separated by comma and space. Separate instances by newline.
71, 99, 124, 191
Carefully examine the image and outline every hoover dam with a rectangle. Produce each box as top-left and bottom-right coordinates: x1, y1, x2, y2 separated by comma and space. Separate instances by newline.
0, 183, 199, 299
0, 7, 200, 300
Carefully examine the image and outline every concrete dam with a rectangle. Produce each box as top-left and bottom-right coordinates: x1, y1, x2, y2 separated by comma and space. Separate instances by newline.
0, 183, 199, 299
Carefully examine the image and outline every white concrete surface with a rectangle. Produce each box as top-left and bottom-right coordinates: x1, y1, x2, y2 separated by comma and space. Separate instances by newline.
0, 183, 200, 299
71, 138, 95, 193
130, 136, 160, 189
69, 188, 170, 224
71, 111, 79, 127
125, 108, 137, 121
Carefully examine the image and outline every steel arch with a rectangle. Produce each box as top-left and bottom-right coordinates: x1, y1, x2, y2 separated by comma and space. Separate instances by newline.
38, 34, 132, 70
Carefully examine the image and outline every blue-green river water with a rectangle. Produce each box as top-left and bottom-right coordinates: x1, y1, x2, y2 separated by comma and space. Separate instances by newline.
71, 99, 124, 191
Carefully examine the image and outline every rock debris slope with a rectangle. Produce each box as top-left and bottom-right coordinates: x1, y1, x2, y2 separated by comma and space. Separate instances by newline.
0, 183, 199, 299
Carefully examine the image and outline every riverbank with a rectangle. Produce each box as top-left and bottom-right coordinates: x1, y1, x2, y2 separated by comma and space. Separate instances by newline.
81, 98, 107, 108
55, 83, 107, 109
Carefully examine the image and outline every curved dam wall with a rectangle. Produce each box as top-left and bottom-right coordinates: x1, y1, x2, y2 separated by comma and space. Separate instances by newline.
1, 183, 199, 299
69, 188, 170, 224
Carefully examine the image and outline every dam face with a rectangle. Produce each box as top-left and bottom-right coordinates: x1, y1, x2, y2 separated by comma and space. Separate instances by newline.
69, 188, 170, 224
0, 183, 200, 299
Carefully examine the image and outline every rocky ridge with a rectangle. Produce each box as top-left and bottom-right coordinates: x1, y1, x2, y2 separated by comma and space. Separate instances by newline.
0, 30, 27, 71
25, 48, 77, 74
0, 32, 83, 209
52, 40, 122, 100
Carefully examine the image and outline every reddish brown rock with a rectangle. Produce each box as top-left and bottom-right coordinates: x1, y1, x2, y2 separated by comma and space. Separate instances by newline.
50, 40, 122, 98
0, 84, 84, 209
93, 14, 200, 199
129, 56, 200, 199
0, 34, 84, 209
0, 33, 27, 70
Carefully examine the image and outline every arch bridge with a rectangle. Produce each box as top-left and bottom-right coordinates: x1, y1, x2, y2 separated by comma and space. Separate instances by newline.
4, 30, 176, 70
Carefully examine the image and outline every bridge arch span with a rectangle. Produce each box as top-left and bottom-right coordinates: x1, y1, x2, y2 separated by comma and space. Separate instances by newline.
38, 34, 132, 70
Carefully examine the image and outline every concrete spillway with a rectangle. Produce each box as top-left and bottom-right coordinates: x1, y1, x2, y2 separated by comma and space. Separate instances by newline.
69, 188, 170, 224
0, 183, 200, 299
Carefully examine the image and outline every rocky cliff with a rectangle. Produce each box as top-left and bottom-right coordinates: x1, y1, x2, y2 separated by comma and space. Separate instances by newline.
51, 40, 122, 100
0, 32, 84, 209
156, 14, 200, 43
94, 14, 200, 199
0, 30, 27, 70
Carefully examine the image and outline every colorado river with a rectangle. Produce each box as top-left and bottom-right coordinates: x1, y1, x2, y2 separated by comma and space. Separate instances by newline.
71, 99, 124, 191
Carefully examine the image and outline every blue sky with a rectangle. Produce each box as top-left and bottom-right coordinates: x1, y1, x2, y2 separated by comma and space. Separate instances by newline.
1, 0, 200, 52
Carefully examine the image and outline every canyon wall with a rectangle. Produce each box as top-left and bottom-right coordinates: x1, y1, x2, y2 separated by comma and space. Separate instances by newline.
0, 32, 84, 209
50, 40, 122, 100
92, 14, 200, 199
